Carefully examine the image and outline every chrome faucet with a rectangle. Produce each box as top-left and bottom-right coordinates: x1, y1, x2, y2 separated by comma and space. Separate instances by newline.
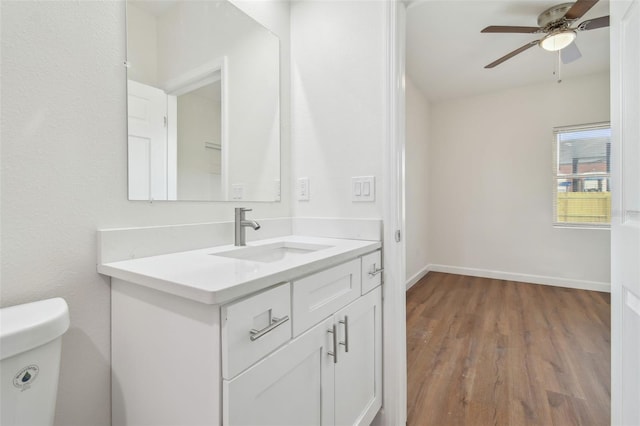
234, 208, 260, 246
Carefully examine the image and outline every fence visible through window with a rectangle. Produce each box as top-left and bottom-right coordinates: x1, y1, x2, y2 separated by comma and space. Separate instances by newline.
553, 124, 611, 226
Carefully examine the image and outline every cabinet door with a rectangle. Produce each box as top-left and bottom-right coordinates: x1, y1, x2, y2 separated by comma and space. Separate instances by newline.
223, 317, 335, 426
334, 287, 382, 426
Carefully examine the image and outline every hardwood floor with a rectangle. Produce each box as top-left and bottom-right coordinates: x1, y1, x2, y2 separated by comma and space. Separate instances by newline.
406, 272, 610, 426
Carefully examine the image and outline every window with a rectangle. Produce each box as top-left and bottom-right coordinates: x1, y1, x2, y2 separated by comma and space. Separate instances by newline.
553, 123, 611, 227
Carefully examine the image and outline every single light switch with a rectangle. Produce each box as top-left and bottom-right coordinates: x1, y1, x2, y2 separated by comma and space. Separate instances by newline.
363, 181, 371, 196
355, 182, 362, 196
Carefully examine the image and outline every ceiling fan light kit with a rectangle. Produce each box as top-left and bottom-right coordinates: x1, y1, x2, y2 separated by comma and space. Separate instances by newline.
540, 30, 577, 51
481, 0, 608, 69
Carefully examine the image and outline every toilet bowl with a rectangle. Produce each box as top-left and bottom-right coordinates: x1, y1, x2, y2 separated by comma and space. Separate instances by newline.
1, 298, 70, 426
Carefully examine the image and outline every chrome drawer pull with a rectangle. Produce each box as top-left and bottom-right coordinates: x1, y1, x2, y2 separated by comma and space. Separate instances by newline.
339, 316, 349, 353
327, 324, 338, 363
249, 315, 289, 341
368, 263, 384, 277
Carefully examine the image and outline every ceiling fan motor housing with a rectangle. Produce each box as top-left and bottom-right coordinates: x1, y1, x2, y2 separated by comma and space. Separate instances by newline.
538, 2, 576, 28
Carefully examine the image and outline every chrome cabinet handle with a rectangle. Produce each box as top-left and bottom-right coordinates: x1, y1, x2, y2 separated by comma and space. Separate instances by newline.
339, 316, 349, 353
249, 315, 289, 341
327, 324, 338, 363
368, 262, 384, 277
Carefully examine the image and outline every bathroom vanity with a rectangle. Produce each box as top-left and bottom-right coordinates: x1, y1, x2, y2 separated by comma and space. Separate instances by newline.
99, 235, 382, 426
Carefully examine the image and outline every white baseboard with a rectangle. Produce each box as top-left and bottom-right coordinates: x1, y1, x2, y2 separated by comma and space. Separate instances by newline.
405, 265, 431, 291
425, 264, 611, 293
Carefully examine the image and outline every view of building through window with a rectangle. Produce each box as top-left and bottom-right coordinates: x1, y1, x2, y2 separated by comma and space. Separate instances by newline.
554, 124, 611, 226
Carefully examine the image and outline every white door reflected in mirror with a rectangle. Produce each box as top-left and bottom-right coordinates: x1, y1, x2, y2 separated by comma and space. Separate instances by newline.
127, 81, 168, 201
126, 0, 280, 202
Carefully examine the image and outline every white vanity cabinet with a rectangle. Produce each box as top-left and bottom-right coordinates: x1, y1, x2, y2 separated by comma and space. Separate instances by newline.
108, 243, 382, 426
223, 286, 382, 426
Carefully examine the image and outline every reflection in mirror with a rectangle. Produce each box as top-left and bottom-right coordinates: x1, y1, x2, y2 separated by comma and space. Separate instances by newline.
126, 0, 280, 201
177, 81, 223, 200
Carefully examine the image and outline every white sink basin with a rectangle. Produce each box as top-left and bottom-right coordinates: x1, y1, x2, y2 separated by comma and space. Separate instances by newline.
212, 241, 333, 263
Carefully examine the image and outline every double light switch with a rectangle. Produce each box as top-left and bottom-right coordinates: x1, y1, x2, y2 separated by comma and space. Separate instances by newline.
296, 176, 375, 202
352, 176, 375, 202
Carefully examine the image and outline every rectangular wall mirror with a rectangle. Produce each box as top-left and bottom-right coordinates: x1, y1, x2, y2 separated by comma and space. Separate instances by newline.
126, 0, 281, 201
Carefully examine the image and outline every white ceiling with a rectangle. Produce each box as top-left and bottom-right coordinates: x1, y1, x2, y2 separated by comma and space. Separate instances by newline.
406, 0, 610, 101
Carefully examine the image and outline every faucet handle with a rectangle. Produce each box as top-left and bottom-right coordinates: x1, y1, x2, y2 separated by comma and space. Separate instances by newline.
235, 207, 252, 213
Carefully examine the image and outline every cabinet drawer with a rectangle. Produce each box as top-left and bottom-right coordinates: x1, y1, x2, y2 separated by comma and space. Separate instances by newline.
222, 283, 291, 379
292, 259, 361, 336
361, 250, 382, 294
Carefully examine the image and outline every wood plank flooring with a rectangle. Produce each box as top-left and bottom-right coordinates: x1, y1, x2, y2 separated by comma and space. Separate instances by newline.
407, 272, 610, 426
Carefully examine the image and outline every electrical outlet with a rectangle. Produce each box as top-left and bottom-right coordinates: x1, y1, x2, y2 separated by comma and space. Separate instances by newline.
274, 179, 281, 201
298, 177, 310, 201
231, 183, 246, 200
352, 176, 375, 202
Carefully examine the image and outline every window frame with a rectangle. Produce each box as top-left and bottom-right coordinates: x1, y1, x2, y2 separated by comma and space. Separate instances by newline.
552, 121, 611, 229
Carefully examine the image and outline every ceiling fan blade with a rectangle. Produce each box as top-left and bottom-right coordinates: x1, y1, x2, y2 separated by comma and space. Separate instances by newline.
561, 42, 582, 64
484, 41, 539, 69
481, 25, 541, 34
564, 0, 599, 21
576, 15, 610, 31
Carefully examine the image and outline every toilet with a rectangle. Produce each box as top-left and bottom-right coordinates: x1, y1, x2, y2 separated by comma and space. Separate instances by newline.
1, 298, 70, 426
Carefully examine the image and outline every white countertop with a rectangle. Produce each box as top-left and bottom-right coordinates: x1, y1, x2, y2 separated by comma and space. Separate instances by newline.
98, 235, 381, 304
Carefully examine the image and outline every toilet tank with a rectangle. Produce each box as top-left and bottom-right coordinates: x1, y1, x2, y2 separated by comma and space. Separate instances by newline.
1, 298, 70, 426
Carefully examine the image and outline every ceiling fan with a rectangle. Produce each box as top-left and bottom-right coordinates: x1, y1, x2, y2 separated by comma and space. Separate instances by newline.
481, 0, 609, 68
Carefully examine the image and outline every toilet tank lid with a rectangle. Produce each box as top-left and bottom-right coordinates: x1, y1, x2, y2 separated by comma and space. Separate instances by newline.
1, 297, 70, 360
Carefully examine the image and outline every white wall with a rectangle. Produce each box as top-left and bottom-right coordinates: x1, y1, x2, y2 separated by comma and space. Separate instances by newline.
0, 1, 290, 425
125, 3, 158, 86
222, 25, 280, 200
427, 72, 611, 287
405, 77, 430, 286
290, 0, 386, 219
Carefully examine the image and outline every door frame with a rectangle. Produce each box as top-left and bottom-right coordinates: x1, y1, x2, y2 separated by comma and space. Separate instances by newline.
380, 1, 407, 425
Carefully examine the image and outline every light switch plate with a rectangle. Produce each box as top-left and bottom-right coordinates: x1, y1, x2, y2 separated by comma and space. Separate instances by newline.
352, 176, 375, 202
298, 177, 310, 201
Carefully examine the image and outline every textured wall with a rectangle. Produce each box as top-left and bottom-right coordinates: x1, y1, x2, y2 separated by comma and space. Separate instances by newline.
290, 0, 385, 219
0, 1, 290, 424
